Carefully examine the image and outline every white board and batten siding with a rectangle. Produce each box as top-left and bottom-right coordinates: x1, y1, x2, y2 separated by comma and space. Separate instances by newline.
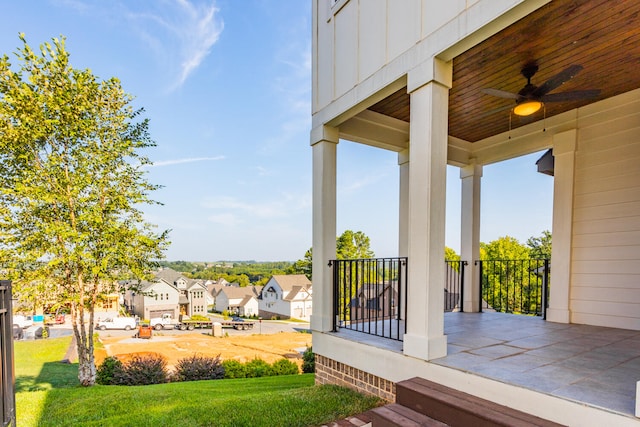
571, 94, 640, 330
315, 0, 497, 115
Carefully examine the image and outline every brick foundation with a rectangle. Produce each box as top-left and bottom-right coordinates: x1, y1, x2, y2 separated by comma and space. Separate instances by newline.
315, 354, 396, 402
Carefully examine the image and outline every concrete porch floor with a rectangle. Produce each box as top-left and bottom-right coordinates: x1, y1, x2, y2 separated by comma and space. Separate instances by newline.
432, 312, 640, 417
334, 311, 640, 419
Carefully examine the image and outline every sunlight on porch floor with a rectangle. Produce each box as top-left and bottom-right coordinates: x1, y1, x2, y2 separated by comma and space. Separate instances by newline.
437, 312, 640, 416
337, 312, 640, 417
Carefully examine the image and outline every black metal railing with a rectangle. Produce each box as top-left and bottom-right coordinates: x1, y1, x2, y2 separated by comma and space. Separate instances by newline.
476, 259, 549, 317
0, 281, 15, 427
444, 260, 467, 312
331, 257, 407, 341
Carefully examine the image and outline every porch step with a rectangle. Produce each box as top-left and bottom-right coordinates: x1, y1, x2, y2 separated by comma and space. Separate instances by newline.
370, 403, 449, 427
387, 377, 566, 427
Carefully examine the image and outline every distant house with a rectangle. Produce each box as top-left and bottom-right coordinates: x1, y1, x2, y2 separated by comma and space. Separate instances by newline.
214, 286, 262, 317
259, 275, 312, 321
129, 279, 180, 320
186, 281, 208, 316
94, 293, 121, 319
349, 283, 398, 321
154, 267, 207, 317
122, 268, 208, 319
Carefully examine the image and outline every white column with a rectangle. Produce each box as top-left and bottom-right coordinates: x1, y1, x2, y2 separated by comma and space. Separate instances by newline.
403, 58, 451, 361
398, 149, 410, 258
547, 129, 576, 324
310, 125, 339, 333
460, 163, 482, 312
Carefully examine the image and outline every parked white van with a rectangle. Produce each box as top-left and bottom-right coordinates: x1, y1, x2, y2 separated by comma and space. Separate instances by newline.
96, 317, 137, 331
13, 314, 34, 329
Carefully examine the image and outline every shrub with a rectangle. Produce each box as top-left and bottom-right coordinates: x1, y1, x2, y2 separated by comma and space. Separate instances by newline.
271, 358, 299, 375
222, 359, 247, 379
244, 358, 273, 378
302, 346, 315, 373
190, 314, 209, 321
114, 354, 168, 385
96, 356, 124, 385
174, 354, 224, 382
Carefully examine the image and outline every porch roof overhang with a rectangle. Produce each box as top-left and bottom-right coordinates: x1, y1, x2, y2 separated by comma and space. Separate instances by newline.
334, 0, 640, 165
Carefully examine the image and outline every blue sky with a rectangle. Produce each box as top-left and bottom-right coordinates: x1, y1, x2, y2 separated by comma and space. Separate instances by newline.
0, 1, 553, 262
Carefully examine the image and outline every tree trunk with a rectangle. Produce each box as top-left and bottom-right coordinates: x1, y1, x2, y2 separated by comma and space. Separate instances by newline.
77, 344, 96, 386
71, 302, 96, 386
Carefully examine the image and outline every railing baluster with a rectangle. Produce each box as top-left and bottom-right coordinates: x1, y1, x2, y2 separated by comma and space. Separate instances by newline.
476, 258, 550, 316
331, 257, 407, 341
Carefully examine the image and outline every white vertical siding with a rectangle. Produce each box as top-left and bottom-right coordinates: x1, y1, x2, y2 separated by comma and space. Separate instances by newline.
334, 1, 358, 97
422, 0, 466, 39
313, 0, 529, 116
316, 0, 334, 110
387, 0, 421, 61
571, 97, 640, 330
358, 0, 386, 80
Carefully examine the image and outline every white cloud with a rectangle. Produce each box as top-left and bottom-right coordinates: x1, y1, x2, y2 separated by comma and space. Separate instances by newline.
116, 0, 224, 89
341, 172, 388, 194
147, 156, 225, 168
208, 213, 241, 227
174, 0, 223, 87
256, 166, 272, 176
259, 21, 311, 154
53, 0, 90, 13
202, 191, 311, 226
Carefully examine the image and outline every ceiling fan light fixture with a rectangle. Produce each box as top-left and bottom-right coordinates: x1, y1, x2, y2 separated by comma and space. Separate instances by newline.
513, 100, 543, 116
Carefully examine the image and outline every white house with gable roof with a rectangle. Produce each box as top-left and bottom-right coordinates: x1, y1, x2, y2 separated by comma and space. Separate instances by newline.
214, 285, 262, 317
259, 275, 312, 321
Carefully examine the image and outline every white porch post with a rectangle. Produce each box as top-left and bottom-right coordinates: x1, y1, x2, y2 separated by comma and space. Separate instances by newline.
402, 58, 451, 361
460, 163, 482, 312
547, 129, 576, 324
310, 125, 339, 333
398, 149, 410, 258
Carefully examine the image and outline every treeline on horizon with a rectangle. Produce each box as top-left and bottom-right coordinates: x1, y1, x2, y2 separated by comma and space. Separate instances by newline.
157, 260, 294, 287
158, 229, 551, 287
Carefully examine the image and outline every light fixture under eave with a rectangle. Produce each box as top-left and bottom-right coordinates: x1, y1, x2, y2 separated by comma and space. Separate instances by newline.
513, 100, 543, 116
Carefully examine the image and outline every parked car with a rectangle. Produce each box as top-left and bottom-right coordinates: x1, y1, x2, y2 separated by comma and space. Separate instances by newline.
231, 316, 244, 322
12, 325, 23, 340
96, 317, 137, 331
13, 314, 33, 329
45, 311, 66, 325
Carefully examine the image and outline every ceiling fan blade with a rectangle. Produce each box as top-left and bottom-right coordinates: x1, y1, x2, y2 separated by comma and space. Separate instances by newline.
541, 89, 601, 102
533, 64, 584, 97
482, 88, 521, 99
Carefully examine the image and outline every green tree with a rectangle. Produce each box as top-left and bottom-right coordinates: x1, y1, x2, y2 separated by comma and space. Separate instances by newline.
0, 35, 167, 386
480, 236, 530, 260
290, 230, 375, 279
445, 247, 460, 262
288, 248, 312, 279
336, 230, 375, 260
527, 230, 552, 259
479, 236, 537, 314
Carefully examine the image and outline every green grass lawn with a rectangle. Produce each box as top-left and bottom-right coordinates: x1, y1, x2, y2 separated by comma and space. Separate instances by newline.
14, 337, 381, 427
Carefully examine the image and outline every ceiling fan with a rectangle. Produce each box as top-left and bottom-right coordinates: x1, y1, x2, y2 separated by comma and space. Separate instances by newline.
482, 64, 601, 116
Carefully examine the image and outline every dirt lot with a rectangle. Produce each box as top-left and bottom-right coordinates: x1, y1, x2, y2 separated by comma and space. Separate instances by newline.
98, 331, 312, 368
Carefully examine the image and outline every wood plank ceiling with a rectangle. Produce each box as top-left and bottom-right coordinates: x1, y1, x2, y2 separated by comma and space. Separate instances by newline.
368, 0, 640, 143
